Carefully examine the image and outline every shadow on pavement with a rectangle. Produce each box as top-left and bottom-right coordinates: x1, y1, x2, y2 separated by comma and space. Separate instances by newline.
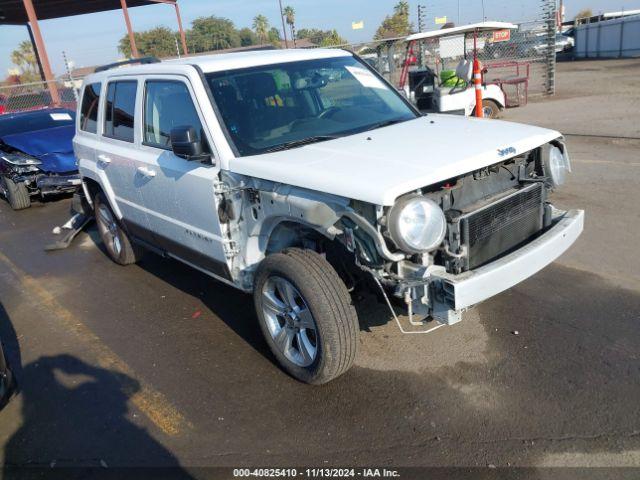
80, 225, 640, 467
0, 300, 194, 476
134, 247, 402, 362
136, 250, 273, 359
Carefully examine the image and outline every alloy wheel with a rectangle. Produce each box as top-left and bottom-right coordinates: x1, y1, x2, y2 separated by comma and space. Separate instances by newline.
261, 276, 318, 367
97, 204, 122, 257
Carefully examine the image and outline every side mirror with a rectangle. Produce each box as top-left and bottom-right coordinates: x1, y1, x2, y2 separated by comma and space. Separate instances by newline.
170, 126, 208, 161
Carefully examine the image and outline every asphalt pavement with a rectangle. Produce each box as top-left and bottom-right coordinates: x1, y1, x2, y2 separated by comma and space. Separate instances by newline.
0, 59, 639, 475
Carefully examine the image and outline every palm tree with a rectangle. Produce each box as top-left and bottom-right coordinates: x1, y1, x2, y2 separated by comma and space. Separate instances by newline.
253, 14, 270, 44
283, 6, 296, 47
10, 41, 40, 81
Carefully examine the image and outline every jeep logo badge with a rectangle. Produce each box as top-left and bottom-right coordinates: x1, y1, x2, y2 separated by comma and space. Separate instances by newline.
498, 146, 517, 157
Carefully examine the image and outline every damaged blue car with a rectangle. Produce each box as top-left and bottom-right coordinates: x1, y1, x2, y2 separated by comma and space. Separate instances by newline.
0, 108, 80, 210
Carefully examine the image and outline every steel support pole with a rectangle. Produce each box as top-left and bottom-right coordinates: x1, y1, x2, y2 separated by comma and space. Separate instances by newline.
544, 0, 557, 95
22, 0, 60, 105
25, 23, 46, 82
278, 0, 289, 48
174, 3, 188, 55
120, 0, 139, 58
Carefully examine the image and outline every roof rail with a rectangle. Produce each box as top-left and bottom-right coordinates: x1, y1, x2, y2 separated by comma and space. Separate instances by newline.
95, 56, 160, 73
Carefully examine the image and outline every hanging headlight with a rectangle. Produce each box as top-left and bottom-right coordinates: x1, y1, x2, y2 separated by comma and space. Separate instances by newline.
387, 195, 446, 254
544, 144, 571, 187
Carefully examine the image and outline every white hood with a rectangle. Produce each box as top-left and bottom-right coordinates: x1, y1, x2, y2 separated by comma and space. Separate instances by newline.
230, 115, 561, 206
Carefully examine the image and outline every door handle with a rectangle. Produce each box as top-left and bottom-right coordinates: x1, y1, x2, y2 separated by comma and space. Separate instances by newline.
136, 166, 156, 178
97, 154, 112, 166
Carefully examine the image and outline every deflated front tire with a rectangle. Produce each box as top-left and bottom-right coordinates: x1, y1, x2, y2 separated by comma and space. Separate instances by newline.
2, 176, 30, 210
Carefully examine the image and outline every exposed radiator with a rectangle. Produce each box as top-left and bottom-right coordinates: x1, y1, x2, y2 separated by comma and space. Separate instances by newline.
461, 183, 544, 270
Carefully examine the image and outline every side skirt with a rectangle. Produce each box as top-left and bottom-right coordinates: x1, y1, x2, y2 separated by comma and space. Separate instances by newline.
122, 220, 236, 286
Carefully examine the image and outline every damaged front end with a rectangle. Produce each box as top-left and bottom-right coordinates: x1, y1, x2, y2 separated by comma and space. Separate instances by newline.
1, 149, 80, 198
212, 142, 582, 334
332, 143, 583, 330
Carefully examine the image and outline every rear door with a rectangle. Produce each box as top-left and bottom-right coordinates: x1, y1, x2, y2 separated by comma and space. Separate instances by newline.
75, 81, 102, 176
133, 75, 229, 278
96, 78, 151, 241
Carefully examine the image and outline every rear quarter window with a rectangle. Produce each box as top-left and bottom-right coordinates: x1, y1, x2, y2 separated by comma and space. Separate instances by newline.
80, 83, 101, 133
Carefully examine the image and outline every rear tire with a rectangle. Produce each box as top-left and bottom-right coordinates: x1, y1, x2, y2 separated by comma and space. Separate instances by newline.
94, 192, 142, 265
482, 99, 501, 119
254, 248, 359, 384
2, 176, 30, 210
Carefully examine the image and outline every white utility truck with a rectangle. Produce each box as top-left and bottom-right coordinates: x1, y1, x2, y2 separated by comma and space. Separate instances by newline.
73, 49, 583, 384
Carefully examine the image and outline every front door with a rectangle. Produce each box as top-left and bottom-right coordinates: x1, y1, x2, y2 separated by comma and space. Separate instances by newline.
133, 76, 229, 278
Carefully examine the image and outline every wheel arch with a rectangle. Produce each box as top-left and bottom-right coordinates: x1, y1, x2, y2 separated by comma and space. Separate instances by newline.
265, 219, 332, 255
81, 174, 123, 219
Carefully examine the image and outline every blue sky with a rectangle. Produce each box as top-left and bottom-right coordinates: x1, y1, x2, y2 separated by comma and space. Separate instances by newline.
1, 0, 638, 76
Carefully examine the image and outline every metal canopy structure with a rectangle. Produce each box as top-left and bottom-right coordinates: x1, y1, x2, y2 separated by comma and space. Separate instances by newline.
0, 0, 176, 24
0, 0, 188, 104
405, 22, 518, 42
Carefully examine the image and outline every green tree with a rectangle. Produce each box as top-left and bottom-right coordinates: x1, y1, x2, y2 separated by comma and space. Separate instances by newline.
10, 41, 41, 83
396, 1, 410, 17
253, 14, 270, 44
118, 26, 177, 58
296, 28, 348, 46
574, 8, 593, 20
319, 30, 348, 47
267, 27, 282, 46
187, 16, 241, 52
238, 27, 258, 47
283, 6, 296, 45
374, 1, 413, 40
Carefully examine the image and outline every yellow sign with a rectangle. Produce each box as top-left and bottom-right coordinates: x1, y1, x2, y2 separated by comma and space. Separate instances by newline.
435, 16, 447, 25
352, 20, 364, 30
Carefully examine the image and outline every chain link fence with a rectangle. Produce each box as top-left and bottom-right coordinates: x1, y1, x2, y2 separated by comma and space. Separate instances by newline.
312, 0, 557, 100
2, 1, 557, 115
0, 79, 80, 115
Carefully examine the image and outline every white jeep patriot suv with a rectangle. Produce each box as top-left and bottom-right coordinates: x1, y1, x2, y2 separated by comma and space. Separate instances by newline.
74, 49, 584, 384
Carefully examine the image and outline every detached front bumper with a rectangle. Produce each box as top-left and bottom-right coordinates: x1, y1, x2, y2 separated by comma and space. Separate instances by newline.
432, 209, 584, 313
36, 173, 81, 195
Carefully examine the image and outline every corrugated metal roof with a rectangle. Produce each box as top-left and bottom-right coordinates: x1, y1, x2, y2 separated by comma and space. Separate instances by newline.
0, 0, 174, 25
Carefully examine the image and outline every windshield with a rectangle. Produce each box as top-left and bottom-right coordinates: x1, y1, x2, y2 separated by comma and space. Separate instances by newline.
205, 56, 417, 156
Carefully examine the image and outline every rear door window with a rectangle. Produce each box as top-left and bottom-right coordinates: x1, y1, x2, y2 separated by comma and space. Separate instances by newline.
80, 83, 101, 133
104, 81, 137, 142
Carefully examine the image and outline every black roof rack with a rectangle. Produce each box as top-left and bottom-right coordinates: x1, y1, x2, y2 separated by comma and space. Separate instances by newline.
95, 56, 160, 73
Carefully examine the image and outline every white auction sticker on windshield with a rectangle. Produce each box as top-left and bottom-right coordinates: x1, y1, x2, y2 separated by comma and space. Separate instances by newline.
345, 66, 386, 89
50, 113, 72, 121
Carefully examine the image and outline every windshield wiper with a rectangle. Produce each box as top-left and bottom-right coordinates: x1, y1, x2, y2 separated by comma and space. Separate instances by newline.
263, 135, 339, 153
364, 118, 408, 133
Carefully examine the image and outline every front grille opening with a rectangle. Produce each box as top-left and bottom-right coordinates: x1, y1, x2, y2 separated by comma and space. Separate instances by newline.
461, 184, 544, 270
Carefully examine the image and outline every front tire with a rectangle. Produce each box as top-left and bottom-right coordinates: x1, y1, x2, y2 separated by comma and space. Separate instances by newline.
2, 176, 31, 210
254, 248, 359, 384
94, 192, 142, 265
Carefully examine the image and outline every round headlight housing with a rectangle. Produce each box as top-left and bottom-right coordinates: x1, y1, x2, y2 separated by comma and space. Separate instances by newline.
388, 196, 446, 254
545, 145, 571, 187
